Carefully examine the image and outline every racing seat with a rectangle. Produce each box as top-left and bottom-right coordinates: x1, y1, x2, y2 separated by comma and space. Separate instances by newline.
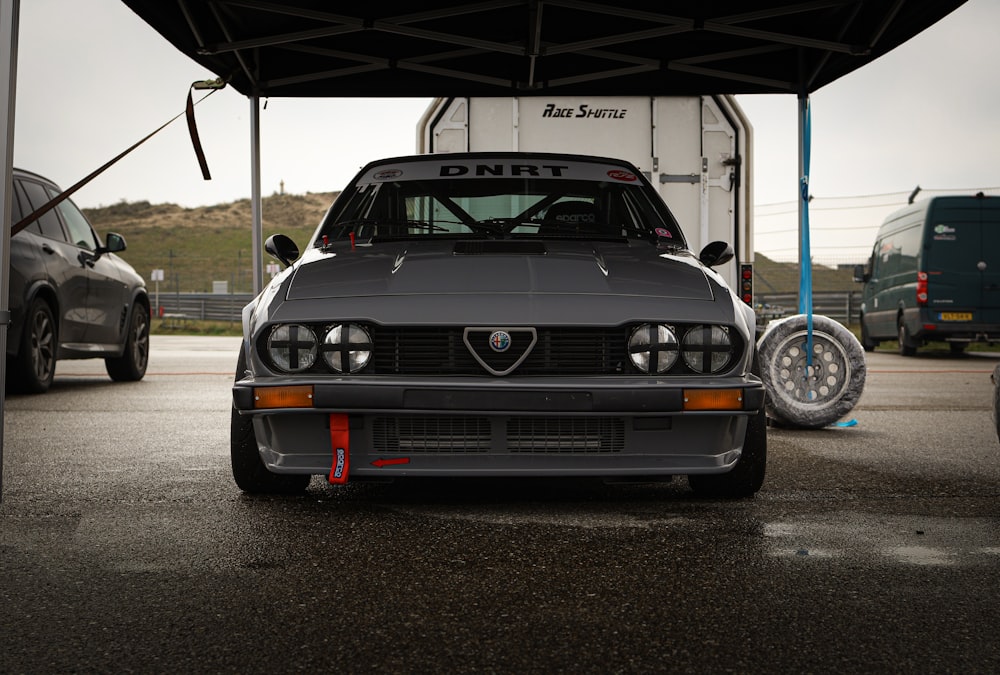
539, 200, 601, 236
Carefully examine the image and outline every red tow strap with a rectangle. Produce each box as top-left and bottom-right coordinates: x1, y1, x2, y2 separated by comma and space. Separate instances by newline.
328, 414, 350, 484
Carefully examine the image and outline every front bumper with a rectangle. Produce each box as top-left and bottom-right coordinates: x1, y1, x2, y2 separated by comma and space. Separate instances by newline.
233, 375, 765, 479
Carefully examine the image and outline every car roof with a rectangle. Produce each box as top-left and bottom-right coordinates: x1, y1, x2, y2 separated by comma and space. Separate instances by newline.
12, 167, 60, 188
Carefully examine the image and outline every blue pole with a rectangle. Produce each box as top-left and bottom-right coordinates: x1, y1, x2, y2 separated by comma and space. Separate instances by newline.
798, 95, 814, 388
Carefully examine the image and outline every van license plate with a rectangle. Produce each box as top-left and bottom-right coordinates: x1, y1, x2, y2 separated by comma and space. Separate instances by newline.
939, 312, 973, 321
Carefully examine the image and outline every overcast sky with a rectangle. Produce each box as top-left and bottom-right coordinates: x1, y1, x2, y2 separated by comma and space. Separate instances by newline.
11, 0, 1000, 263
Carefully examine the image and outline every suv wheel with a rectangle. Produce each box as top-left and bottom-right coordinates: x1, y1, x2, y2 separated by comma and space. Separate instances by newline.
12, 298, 57, 394
106, 304, 150, 381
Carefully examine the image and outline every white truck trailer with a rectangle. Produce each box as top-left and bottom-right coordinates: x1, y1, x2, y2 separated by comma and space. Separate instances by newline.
416, 95, 754, 305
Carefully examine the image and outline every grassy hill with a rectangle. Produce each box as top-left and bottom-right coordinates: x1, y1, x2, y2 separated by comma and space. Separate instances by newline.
85, 193, 856, 295
84, 191, 336, 294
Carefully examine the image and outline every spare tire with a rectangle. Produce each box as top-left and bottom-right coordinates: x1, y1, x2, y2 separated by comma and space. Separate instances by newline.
757, 313, 867, 429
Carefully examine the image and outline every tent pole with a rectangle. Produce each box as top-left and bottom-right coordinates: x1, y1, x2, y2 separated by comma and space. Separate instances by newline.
250, 95, 263, 295
798, 93, 814, 372
0, 0, 20, 502
797, 93, 812, 316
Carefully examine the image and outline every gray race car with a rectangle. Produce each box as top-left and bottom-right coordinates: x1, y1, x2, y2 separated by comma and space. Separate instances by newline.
232, 152, 766, 497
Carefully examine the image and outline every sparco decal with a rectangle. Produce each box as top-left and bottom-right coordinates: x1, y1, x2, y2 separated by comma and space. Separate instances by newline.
542, 104, 628, 119
440, 164, 569, 177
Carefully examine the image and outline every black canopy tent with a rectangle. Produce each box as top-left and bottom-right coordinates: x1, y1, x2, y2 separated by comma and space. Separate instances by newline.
0, 0, 969, 498
118, 0, 966, 293
121, 0, 963, 98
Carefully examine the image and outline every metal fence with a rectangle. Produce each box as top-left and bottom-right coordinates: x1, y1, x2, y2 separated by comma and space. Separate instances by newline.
155, 290, 864, 326
153, 293, 255, 323
755, 291, 863, 326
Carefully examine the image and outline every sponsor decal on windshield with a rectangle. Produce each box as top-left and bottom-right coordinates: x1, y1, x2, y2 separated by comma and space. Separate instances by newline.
362, 159, 639, 183
607, 170, 638, 182
441, 164, 569, 177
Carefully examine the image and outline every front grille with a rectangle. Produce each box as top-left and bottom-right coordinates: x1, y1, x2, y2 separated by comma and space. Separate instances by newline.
373, 416, 491, 453
507, 417, 624, 453
370, 327, 629, 375
258, 323, 743, 377
369, 416, 625, 454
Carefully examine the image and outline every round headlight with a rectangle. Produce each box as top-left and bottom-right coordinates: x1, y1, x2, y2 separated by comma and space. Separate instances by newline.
267, 324, 318, 372
681, 325, 733, 373
628, 324, 679, 374
322, 324, 373, 373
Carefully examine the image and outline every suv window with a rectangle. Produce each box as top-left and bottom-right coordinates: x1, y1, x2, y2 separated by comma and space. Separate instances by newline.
53, 191, 99, 250
9, 181, 37, 235
19, 179, 68, 242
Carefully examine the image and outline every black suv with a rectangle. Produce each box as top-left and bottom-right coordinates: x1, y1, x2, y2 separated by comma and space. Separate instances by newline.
7, 169, 150, 393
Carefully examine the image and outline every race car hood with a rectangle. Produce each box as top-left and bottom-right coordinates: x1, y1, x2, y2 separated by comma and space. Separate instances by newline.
285, 240, 715, 302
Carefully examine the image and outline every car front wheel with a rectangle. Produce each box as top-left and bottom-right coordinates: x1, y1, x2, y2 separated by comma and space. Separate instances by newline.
11, 298, 57, 394
106, 303, 150, 381
230, 348, 311, 494
688, 406, 767, 499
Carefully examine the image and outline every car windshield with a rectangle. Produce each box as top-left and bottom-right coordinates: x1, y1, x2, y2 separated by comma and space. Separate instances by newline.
314, 157, 685, 246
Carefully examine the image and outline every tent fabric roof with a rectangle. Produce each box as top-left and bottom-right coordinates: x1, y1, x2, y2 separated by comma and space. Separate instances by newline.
122, 0, 965, 98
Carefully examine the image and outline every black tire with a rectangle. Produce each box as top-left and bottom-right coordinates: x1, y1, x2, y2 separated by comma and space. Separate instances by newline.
859, 317, 877, 352
688, 406, 767, 498
106, 302, 150, 381
757, 313, 867, 429
11, 298, 57, 394
230, 348, 310, 494
898, 317, 918, 356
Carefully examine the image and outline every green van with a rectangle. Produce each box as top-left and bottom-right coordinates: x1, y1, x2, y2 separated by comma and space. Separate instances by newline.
854, 194, 1000, 355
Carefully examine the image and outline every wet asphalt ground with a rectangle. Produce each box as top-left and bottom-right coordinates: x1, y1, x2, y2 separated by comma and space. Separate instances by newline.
2, 336, 999, 674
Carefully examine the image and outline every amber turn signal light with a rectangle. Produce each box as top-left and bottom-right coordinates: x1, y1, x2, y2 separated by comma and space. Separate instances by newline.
683, 388, 744, 411
254, 385, 314, 409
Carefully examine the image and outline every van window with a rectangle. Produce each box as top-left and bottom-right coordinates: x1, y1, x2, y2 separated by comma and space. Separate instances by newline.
873, 224, 921, 278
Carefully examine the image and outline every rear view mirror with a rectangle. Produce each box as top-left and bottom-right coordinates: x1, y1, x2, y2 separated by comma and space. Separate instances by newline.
853, 264, 870, 283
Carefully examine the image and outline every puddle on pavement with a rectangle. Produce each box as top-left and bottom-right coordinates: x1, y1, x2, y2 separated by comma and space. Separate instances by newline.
764, 512, 1000, 566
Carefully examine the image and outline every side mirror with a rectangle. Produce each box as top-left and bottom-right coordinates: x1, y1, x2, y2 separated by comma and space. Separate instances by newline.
853, 264, 870, 283
265, 234, 300, 267
698, 241, 734, 268
93, 232, 127, 260
103, 232, 127, 253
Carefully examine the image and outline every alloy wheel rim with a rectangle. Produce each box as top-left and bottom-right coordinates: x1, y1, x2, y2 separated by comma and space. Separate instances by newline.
768, 329, 852, 411
31, 310, 55, 380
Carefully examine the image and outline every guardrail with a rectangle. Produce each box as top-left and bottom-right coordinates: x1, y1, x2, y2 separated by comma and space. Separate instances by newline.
154, 290, 864, 326
153, 293, 255, 323
755, 291, 863, 326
